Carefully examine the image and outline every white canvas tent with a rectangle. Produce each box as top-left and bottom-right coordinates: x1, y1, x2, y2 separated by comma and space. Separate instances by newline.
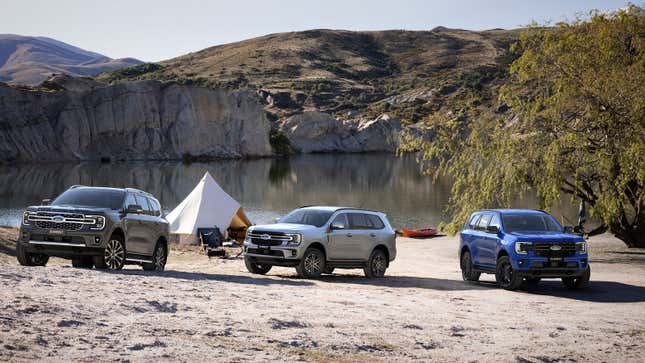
166, 172, 251, 244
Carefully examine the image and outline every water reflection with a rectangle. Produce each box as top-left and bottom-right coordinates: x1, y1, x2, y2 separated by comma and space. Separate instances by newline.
0, 154, 577, 228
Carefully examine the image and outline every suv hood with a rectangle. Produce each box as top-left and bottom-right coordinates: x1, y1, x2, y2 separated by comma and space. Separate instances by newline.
26, 205, 113, 215
250, 223, 320, 233
506, 231, 583, 242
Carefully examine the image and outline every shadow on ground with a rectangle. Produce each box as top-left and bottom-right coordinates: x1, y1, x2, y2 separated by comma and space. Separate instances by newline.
99, 268, 315, 287
520, 280, 645, 303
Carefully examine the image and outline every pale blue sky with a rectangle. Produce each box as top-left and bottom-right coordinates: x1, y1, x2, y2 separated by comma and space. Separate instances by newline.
2, 0, 632, 62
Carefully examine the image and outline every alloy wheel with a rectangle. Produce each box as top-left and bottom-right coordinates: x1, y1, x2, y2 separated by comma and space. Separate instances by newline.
371, 253, 386, 276
105, 239, 125, 269
304, 252, 322, 274
154, 245, 166, 271
500, 261, 513, 285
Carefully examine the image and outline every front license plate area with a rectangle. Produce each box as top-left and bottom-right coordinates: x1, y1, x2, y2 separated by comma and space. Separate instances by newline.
49, 229, 64, 236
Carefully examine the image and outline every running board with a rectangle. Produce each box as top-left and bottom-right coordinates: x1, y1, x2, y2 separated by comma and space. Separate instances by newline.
125, 258, 153, 263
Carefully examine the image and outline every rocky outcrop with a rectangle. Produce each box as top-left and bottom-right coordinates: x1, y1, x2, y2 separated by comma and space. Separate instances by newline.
0, 75, 272, 162
279, 111, 402, 153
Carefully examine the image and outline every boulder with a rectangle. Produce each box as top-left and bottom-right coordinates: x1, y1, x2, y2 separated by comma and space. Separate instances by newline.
279, 111, 402, 153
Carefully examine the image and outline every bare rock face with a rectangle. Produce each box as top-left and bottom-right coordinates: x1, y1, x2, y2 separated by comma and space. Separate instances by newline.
279, 111, 402, 153
0, 75, 272, 162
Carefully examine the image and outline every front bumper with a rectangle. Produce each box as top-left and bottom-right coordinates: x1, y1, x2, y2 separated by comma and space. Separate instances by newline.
18, 226, 109, 257
243, 241, 303, 266
512, 254, 589, 278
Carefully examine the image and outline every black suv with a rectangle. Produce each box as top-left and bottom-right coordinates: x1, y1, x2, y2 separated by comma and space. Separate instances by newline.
17, 186, 169, 271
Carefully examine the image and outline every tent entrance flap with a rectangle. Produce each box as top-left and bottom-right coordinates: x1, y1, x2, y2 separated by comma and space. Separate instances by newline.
166, 172, 251, 244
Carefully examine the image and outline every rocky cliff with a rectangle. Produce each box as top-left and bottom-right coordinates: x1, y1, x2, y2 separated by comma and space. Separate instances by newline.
0, 75, 272, 162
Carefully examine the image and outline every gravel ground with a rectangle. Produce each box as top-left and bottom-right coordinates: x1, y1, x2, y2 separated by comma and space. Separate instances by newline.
0, 227, 644, 362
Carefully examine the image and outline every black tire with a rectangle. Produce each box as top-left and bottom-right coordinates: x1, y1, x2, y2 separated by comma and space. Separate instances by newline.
244, 256, 272, 275
93, 235, 125, 270
71, 257, 94, 268
364, 249, 387, 278
460, 250, 480, 282
296, 247, 325, 278
323, 266, 335, 274
562, 266, 591, 290
143, 243, 167, 271
495, 256, 523, 290
16, 243, 49, 267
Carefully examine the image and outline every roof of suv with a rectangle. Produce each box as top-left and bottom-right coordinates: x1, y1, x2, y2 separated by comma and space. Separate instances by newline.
299, 206, 382, 214
475, 209, 549, 215
70, 185, 155, 198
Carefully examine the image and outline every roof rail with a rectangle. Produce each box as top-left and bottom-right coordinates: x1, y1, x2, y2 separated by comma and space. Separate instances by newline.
69, 185, 85, 189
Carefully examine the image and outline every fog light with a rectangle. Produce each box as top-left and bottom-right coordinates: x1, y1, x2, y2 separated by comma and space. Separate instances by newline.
580, 259, 587, 265
518, 260, 525, 266
94, 236, 101, 244
291, 250, 297, 256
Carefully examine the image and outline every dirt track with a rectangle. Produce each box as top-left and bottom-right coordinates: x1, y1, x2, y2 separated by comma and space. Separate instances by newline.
1, 227, 644, 362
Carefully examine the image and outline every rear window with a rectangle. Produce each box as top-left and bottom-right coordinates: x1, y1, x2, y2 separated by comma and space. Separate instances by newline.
279, 209, 334, 227
52, 188, 125, 210
366, 214, 385, 229
477, 214, 493, 230
502, 214, 562, 233
468, 214, 481, 229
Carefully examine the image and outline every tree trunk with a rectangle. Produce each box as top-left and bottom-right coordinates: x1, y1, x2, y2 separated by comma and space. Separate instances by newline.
610, 210, 645, 248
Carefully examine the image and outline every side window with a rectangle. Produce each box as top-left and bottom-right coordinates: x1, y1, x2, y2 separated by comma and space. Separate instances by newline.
150, 198, 161, 217
477, 214, 493, 231
124, 193, 137, 209
488, 214, 501, 231
142, 197, 155, 216
366, 214, 385, 229
331, 213, 348, 228
348, 213, 371, 229
469, 214, 481, 229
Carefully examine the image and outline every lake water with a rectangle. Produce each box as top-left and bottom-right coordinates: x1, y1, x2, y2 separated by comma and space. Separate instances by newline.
0, 154, 578, 229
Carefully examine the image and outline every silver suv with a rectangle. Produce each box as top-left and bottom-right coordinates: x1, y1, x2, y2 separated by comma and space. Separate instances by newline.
243, 206, 397, 278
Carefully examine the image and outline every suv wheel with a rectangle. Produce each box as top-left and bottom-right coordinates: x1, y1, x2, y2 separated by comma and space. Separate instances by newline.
296, 247, 325, 278
16, 243, 49, 267
94, 235, 125, 270
364, 249, 387, 278
460, 250, 480, 282
143, 243, 167, 271
562, 266, 590, 290
72, 257, 93, 268
495, 256, 523, 290
244, 256, 272, 275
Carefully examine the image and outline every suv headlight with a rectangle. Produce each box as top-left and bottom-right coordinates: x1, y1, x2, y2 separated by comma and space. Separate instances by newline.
88, 215, 106, 230
286, 233, 301, 246
575, 241, 587, 254
22, 211, 33, 225
515, 242, 532, 254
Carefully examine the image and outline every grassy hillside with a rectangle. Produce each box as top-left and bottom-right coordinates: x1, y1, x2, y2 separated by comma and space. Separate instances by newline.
98, 28, 521, 122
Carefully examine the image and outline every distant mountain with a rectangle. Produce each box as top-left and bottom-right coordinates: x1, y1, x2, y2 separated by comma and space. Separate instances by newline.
99, 28, 521, 122
0, 34, 142, 85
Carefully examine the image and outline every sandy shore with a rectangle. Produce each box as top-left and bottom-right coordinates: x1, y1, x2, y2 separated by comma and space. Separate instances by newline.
1, 227, 644, 362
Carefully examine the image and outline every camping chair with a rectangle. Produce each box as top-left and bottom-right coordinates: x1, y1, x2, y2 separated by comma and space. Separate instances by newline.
197, 227, 226, 258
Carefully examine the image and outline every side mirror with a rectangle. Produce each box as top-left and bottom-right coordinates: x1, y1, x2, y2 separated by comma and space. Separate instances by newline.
563, 226, 575, 234
330, 221, 346, 230
126, 204, 143, 214
41, 199, 51, 205
486, 225, 500, 234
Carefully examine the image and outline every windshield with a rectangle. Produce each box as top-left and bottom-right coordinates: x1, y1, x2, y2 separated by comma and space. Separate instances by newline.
502, 214, 562, 233
278, 209, 334, 227
52, 189, 125, 210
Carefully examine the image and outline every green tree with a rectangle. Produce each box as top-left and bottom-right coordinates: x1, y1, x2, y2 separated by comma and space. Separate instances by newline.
400, 5, 645, 247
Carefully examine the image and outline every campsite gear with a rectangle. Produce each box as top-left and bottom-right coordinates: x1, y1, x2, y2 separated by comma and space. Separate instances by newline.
198, 227, 225, 257
400, 228, 438, 238
166, 172, 251, 245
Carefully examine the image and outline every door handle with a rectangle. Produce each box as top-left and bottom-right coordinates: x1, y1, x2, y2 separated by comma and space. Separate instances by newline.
346, 233, 353, 237
370, 233, 376, 238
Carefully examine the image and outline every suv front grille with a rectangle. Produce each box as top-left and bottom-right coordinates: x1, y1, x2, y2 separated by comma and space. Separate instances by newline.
533, 242, 576, 258
28, 211, 97, 232
247, 230, 292, 246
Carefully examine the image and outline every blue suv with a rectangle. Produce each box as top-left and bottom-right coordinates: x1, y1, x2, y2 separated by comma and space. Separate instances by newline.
459, 209, 590, 290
